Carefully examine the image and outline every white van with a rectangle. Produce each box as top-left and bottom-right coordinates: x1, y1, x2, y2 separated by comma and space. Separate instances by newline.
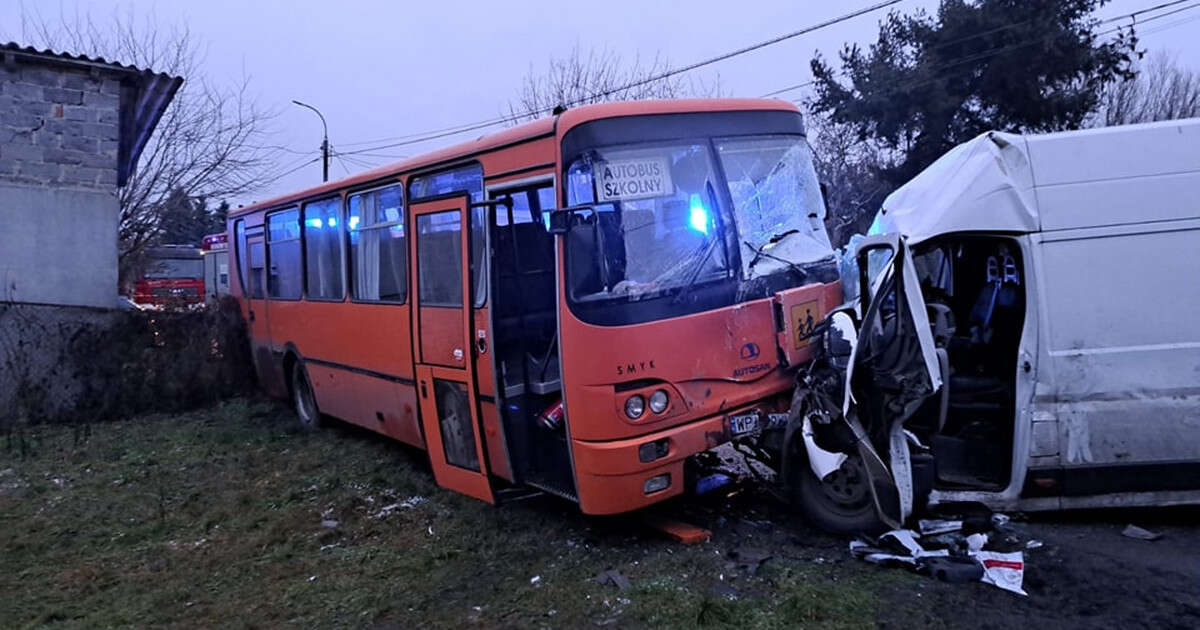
771, 118, 1200, 532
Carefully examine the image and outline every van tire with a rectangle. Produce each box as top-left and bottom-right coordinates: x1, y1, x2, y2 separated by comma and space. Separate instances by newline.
790, 449, 885, 535
291, 362, 322, 430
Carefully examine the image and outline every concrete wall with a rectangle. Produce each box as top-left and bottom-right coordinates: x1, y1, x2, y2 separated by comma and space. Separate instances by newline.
0, 59, 124, 308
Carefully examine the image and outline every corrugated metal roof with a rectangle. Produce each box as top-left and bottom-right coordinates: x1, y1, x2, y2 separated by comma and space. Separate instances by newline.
2, 41, 184, 187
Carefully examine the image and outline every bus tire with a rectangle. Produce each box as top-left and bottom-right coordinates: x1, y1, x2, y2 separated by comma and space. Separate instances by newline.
291, 362, 322, 430
789, 447, 884, 535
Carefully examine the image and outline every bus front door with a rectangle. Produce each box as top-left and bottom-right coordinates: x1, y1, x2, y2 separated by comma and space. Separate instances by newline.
410, 195, 494, 503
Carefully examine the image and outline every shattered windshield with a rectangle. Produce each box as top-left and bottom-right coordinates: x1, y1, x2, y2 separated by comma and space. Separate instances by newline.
715, 135, 833, 279
565, 143, 735, 303
561, 111, 838, 326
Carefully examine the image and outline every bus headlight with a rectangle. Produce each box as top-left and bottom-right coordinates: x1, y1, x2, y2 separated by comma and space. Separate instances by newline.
649, 389, 669, 414
624, 395, 645, 420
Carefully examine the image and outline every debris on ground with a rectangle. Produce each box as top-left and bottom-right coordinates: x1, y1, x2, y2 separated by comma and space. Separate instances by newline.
595, 569, 632, 591
849, 514, 1031, 596
918, 519, 964, 535
730, 547, 772, 573
1121, 524, 1164, 541
976, 551, 1028, 595
639, 513, 712, 544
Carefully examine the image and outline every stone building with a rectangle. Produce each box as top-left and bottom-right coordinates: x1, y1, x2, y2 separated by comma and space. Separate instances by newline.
0, 42, 181, 308
1, 43, 182, 424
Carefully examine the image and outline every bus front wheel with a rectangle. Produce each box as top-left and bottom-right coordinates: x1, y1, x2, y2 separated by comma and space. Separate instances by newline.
291, 362, 322, 430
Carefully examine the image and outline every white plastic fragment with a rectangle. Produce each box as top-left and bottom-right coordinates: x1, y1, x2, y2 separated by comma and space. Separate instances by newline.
801, 416, 848, 480
976, 551, 1027, 596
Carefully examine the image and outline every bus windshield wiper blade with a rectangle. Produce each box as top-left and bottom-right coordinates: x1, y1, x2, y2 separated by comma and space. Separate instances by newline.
671, 181, 726, 306
744, 239, 808, 280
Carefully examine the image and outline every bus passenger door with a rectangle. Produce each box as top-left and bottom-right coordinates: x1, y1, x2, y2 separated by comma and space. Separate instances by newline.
410, 195, 494, 503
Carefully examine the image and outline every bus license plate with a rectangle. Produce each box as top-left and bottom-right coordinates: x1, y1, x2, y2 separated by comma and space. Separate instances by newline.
729, 412, 760, 436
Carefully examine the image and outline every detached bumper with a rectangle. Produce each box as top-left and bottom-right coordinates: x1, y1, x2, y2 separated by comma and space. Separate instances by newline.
571, 411, 743, 515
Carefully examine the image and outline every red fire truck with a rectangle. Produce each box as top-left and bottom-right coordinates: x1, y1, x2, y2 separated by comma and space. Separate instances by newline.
132, 245, 205, 307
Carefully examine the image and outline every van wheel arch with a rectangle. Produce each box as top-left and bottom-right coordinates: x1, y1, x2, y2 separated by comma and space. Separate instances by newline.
785, 432, 885, 535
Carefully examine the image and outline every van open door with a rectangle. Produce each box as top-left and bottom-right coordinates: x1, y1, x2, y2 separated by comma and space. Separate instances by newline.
839, 234, 942, 528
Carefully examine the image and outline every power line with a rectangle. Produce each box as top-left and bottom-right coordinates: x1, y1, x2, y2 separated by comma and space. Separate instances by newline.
267, 156, 322, 182
335, 0, 906, 156
277, 0, 1196, 179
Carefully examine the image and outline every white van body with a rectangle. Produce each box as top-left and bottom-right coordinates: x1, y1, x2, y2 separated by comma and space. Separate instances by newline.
868, 118, 1200, 513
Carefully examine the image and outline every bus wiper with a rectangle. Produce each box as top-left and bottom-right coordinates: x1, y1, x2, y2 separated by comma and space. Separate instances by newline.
670, 232, 722, 305
744, 239, 808, 280
671, 182, 725, 306
744, 229, 800, 269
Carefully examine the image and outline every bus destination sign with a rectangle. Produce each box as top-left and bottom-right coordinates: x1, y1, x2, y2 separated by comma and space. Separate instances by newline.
595, 157, 674, 202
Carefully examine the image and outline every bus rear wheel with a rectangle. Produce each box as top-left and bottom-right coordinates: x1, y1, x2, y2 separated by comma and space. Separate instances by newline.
291, 362, 321, 430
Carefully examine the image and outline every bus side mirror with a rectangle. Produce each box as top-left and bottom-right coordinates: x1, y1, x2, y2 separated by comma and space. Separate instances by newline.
547, 205, 594, 235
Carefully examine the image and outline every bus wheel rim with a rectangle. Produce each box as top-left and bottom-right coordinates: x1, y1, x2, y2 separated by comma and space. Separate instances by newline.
295, 371, 314, 425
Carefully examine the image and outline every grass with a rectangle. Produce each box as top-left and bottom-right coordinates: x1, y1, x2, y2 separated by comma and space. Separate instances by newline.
0, 399, 902, 629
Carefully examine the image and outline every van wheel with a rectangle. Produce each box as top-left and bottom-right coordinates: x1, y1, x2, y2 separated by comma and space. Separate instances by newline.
291, 363, 321, 430
791, 452, 884, 535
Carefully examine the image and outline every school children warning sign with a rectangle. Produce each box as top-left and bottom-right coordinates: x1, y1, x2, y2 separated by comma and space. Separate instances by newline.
595, 157, 673, 202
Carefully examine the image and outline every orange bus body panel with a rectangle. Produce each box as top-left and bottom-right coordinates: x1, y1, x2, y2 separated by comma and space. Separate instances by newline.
227, 99, 838, 516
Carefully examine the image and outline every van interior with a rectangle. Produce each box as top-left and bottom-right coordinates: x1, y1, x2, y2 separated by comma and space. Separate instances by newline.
487, 185, 576, 499
908, 236, 1026, 491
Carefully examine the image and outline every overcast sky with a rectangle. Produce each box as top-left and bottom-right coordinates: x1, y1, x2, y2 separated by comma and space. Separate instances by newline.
4, 0, 1198, 206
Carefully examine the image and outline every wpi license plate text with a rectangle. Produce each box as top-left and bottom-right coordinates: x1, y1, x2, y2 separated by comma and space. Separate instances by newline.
729, 412, 760, 436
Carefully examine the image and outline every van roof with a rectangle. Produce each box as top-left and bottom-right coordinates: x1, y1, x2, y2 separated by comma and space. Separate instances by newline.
874, 117, 1200, 243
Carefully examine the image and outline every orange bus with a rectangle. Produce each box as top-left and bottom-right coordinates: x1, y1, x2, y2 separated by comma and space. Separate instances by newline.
227, 99, 841, 515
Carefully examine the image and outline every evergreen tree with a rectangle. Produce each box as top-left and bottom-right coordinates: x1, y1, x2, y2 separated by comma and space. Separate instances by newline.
809, 0, 1138, 186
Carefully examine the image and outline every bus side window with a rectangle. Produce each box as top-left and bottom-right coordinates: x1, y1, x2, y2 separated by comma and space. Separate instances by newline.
348, 184, 407, 303
234, 219, 248, 294
409, 164, 485, 306
302, 197, 344, 300
496, 190, 535, 226
248, 240, 266, 299
266, 208, 302, 299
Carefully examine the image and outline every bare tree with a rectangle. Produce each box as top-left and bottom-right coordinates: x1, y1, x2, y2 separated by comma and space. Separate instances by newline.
803, 108, 895, 247
11, 5, 282, 282
1093, 51, 1200, 127
508, 44, 720, 123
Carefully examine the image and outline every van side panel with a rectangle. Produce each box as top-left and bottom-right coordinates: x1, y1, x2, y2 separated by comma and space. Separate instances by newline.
1035, 216, 1200, 472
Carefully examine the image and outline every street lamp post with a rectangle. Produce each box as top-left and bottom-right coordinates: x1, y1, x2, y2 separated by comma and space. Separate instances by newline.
292, 100, 329, 183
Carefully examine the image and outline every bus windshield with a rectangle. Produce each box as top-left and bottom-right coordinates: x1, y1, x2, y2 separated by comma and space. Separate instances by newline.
564, 128, 834, 324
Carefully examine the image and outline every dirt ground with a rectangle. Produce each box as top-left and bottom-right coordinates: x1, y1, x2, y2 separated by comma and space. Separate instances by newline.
711, 493, 1200, 629
2, 399, 1198, 628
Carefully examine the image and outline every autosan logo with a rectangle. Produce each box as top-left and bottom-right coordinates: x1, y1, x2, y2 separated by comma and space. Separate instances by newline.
732, 363, 772, 378
740, 342, 760, 361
